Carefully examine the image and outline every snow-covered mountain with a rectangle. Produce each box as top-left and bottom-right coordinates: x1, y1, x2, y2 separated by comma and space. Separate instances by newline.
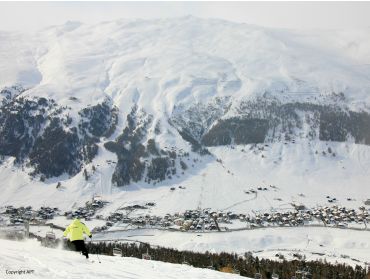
1, 16, 370, 211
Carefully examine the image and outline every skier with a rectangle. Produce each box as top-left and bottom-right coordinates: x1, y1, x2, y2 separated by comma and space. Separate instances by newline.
63, 218, 92, 259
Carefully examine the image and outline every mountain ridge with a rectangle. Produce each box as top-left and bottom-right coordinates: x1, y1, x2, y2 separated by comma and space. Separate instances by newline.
0, 17, 370, 209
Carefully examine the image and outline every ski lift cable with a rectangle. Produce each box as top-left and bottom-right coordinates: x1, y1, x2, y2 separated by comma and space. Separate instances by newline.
218, 145, 266, 211
262, 194, 273, 209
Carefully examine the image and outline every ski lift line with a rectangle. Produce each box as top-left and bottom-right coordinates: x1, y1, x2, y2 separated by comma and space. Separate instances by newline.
90, 237, 160, 248
354, 146, 369, 176
197, 173, 206, 210
216, 146, 266, 211
262, 194, 273, 209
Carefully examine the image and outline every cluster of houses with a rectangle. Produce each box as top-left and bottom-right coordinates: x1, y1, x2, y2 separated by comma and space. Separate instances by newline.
1, 201, 369, 233
92, 204, 370, 233
1, 197, 108, 226
310, 205, 369, 227
2, 205, 59, 225
248, 205, 368, 228
250, 210, 309, 227
63, 197, 108, 220
93, 208, 222, 232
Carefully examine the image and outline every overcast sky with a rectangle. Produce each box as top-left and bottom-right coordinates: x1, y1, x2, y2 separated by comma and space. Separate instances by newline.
1, 1, 370, 32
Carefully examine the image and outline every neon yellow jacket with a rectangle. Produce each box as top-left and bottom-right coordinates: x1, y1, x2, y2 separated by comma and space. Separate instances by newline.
63, 219, 91, 241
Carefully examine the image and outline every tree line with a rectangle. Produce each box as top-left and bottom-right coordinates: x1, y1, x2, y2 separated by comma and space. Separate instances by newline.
62, 240, 369, 279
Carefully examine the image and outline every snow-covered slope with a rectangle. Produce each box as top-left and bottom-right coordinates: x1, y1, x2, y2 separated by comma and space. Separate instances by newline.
2, 17, 370, 108
1, 140, 369, 215
0, 16, 370, 212
0, 239, 244, 278
1, 18, 370, 274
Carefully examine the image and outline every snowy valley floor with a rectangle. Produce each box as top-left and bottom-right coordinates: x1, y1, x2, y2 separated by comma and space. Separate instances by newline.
91, 227, 370, 268
0, 239, 244, 279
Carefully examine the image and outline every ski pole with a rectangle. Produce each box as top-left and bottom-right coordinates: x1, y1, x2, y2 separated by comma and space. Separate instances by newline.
96, 250, 101, 263
91, 236, 101, 263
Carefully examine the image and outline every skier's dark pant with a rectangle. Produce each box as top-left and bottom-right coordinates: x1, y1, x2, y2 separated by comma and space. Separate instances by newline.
71, 240, 89, 259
